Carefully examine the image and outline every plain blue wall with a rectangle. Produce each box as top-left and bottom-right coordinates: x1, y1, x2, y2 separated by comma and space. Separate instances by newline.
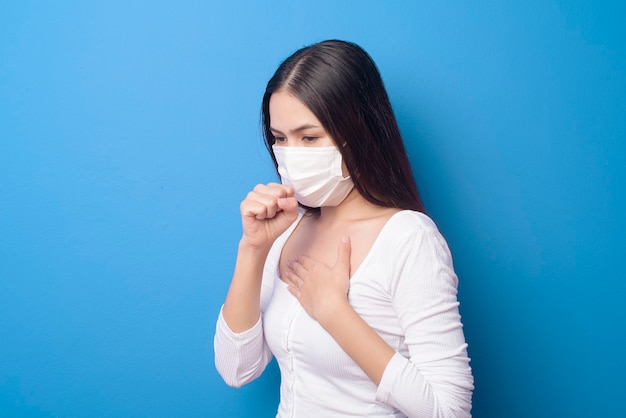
1, 1, 624, 417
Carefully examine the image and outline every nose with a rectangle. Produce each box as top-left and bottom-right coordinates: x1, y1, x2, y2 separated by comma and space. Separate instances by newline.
274, 137, 300, 147
284, 138, 301, 147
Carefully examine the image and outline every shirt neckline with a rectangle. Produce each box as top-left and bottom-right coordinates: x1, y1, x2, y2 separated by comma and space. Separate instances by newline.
278, 209, 415, 283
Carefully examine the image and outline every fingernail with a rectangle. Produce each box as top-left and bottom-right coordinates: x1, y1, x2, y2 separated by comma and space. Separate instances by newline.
341, 235, 349, 243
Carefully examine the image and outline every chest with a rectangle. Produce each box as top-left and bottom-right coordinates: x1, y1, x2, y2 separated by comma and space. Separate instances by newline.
277, 217, 386, 280
263, 258, 406, 382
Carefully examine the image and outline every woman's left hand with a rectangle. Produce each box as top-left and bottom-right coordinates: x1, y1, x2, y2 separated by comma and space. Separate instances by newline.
284, 236, 352, 325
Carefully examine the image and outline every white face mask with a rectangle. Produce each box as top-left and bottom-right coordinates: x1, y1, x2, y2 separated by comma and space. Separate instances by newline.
272, 145, 354, 207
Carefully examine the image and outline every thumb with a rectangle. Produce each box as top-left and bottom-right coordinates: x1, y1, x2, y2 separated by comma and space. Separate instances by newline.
277, 197, 299, 222
335, 235, 351, 275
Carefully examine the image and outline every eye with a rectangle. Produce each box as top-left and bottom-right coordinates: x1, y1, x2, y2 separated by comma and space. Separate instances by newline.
273, 136, 286, 144
302, 136, 318, 143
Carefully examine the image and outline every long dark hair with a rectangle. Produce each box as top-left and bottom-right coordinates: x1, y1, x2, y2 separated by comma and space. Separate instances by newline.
262, 39, 425, 213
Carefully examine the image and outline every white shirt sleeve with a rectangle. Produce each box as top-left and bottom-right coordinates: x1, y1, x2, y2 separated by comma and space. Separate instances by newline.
375, 224, 474, 418
214, 306, 273, 388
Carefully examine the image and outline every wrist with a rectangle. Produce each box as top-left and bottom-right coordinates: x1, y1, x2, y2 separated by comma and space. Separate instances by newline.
317, 298, 353, 330
239, 236, 272, 254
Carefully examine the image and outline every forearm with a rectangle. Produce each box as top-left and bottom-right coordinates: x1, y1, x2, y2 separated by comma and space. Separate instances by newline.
222, 239, 270, 333
319, 302, 395, 385
321, 302, 472, 417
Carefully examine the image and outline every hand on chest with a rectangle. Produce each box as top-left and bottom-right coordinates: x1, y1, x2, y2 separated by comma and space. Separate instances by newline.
278, 216, 377, 280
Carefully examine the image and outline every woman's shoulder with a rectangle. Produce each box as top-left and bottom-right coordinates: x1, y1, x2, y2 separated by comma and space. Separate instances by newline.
377, 210, 452, 255
384, 210, 440, 237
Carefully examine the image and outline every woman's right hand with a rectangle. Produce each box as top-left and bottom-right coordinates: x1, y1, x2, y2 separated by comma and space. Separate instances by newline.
239, 182, 299, 250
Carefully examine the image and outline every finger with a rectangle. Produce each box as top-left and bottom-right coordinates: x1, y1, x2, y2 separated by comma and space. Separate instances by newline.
283, 270, 302, 296
247, 184, 295, 219
277, 197, 299, 222
291, 256, 313, 273
256, 183, 294, 199
242, 191, 280, 219
282, 269, 298, 287
285, 260, 298, 275
241, 199, 277, 220
267, 182, 295, 197
287, 285, 300, 299
253, 189, 281, 219
335, 235, 352, 275
241, 199, 270, 220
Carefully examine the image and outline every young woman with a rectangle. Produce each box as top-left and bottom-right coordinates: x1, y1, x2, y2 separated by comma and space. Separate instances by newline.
214, 40, 474, 417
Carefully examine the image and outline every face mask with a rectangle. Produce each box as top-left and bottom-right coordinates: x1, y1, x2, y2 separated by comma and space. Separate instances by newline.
272, 145, 354, 207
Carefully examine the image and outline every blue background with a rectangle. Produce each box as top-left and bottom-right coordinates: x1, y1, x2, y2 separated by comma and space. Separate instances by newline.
1, 1, 624, 417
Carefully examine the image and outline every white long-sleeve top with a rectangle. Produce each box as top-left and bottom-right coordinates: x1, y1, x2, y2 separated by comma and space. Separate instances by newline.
215, 210, 474, 417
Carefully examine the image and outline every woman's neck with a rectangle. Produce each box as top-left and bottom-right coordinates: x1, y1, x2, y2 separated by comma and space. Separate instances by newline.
318, 189, 399, 224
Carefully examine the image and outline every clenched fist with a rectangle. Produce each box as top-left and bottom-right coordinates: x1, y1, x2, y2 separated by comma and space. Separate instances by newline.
240, 182, 299, 250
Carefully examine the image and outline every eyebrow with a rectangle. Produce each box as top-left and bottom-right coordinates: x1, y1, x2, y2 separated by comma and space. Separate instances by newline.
270, 124, 322, 135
